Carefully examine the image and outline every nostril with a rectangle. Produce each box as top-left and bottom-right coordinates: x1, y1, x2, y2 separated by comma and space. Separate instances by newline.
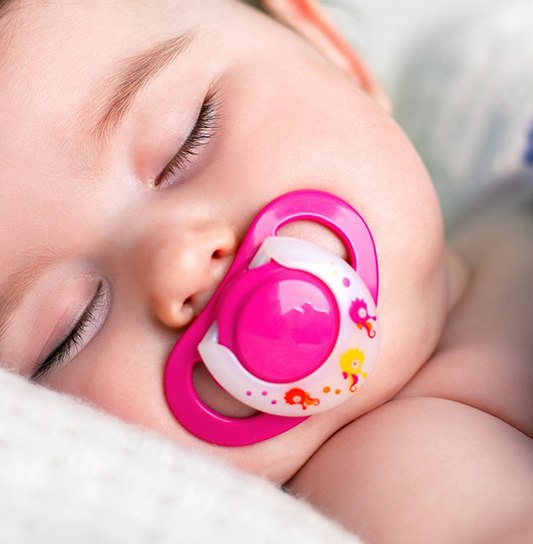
177, 300, 195, 328
212, 249, 223, 259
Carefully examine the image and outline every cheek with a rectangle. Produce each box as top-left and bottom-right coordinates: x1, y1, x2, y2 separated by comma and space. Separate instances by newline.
374, 177, 447, 390
380, 141, 445, 298
350, 109, 445, 279
47, 318, 175, 428
344, 119, 448, 387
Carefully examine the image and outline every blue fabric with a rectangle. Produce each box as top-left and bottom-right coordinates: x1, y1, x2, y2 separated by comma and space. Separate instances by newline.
524, 121, 533, 167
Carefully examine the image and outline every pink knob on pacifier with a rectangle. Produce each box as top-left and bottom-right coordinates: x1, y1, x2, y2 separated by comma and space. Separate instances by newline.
164, 190, 380, 446
216, 262, 340, 384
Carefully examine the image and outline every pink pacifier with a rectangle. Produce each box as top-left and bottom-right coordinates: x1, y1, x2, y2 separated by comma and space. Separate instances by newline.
164, 190, 380, 446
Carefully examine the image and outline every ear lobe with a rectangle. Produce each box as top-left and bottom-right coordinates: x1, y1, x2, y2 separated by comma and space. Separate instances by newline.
260, 0, 392, 113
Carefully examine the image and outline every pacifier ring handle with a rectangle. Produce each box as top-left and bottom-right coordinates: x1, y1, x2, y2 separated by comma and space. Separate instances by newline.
166, 354, 306, 446
242, 191, 379, 304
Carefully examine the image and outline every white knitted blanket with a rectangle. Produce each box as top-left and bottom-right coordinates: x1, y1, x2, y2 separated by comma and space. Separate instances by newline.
0, 370, 360, 543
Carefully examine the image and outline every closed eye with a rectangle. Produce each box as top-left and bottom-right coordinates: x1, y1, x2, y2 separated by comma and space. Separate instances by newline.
154, 90, 220, 189
31, 282, 109, 381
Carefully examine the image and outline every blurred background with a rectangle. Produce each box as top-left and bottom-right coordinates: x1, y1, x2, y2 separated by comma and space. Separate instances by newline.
325, 0, 533, 224
327, 0, 507, 93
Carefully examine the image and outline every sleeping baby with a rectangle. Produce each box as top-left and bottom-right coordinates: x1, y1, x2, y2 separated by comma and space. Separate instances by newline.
0, 0, 531, 541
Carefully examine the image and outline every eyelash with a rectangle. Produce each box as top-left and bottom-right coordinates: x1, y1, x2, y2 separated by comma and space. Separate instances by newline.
31, 283, 107, 381
154, 91, 220, 189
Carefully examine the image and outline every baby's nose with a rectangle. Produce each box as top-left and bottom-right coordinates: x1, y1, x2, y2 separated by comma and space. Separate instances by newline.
139, 223, 237, 329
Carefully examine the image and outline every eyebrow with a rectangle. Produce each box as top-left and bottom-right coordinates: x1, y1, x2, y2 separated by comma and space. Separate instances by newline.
0, 254, 55, 353
89, 32, 195, 154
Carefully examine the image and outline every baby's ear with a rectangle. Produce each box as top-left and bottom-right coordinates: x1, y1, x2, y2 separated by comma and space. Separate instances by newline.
260, 0, 391, 112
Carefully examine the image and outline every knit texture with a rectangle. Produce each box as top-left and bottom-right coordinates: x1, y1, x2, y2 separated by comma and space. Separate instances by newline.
0, 370, 360, 544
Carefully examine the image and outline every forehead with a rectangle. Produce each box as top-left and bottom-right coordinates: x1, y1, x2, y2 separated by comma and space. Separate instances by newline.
0, 0, 264, 130
0, 0, 249, 173
0, 1, 200, 109
0, 0, 253, 98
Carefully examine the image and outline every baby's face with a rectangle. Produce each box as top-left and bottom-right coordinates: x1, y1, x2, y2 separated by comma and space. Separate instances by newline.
0, 0, 447, 481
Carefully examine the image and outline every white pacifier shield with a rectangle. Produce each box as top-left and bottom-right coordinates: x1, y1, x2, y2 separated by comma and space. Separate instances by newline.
198, 237, 380, 416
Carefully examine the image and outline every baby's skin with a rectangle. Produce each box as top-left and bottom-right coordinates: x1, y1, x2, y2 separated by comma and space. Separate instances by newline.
0, 0, 531, 541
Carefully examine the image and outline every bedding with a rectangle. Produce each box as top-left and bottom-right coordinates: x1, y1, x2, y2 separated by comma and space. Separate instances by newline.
0, 369, 360, 543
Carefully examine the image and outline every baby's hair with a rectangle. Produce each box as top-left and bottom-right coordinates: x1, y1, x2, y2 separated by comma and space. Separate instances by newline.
0, 0, 22, 21
0, 1, 267, 18
240, 0, 268, 13
1, 1, 265, 18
